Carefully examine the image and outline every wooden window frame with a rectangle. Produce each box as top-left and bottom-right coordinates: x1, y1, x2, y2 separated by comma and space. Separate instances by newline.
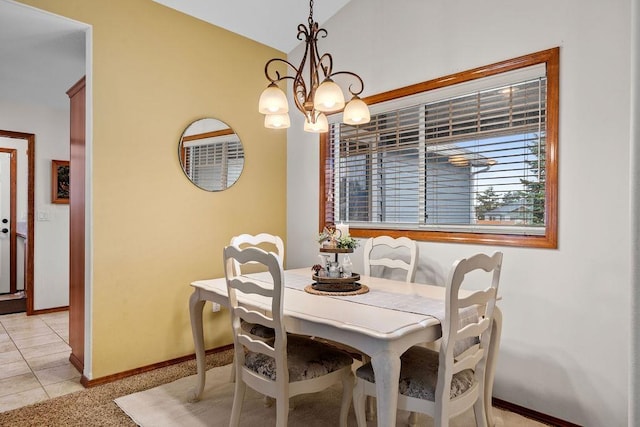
319, 47, 559, 248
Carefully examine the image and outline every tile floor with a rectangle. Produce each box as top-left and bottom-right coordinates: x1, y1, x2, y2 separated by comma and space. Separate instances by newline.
0, 310, 83, 412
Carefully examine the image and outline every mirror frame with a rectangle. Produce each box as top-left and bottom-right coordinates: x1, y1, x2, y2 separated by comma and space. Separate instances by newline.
178, 118, 245, 192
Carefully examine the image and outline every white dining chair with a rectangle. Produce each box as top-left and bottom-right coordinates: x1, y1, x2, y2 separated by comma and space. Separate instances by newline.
353, 251, 503, 427
228, 234, 284, 383
363, 236, 419, 282
230, 233, 286, 339
224, 245, 354, 427
230, 233, 285, 275
361, 235, 419, 419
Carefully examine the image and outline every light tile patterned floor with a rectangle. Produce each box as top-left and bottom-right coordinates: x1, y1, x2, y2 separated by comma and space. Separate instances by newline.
0, 311, 83, 412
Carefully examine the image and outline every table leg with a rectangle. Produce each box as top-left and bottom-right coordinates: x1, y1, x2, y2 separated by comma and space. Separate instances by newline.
371, 350, 401, 427
484, 306, 502, 426
188, 290, 207, 402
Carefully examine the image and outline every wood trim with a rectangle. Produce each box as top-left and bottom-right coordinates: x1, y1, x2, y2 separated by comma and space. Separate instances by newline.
79, 344, 234, 388
26, 134, 34, 314
0, 130, 35, 315
67, 76, 86, 371
182, 128, 234, 142
544, 47, 560, 250
31, 305, 68, 315
67, 77, 85, 98
319, 47, 560, 248
363, 48, 559, 107
69, 350, 84, 374
319, 132, 332, 225
347, 228, 556, 249
493, 397, 583, 427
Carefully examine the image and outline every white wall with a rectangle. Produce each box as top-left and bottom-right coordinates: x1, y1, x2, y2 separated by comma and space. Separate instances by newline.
286, 0, 632, 425
630, 0, 640, 423
0, 101, 70, 310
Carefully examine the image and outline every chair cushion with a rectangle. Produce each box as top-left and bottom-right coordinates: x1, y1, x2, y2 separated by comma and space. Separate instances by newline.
244, 335, 353, 382
355, 346, 475, 401
240, 320, 275, 341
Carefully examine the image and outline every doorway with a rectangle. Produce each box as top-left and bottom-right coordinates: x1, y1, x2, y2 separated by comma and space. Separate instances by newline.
0, 131, 34, 315
0, 150, 17, 291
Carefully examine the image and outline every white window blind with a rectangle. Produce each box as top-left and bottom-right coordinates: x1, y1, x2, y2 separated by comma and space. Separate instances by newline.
327, 75, 547, 236
184, 137, 244, 191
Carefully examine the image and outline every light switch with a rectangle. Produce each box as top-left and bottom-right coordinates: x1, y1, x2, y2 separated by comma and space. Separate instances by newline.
37, 211, 50, 221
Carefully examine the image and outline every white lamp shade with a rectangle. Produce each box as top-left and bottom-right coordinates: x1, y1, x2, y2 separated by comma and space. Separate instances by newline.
264, 113, 291, 129
259, 84, 289, 114
304, 113, 329, 133
313, 79, 345, 112
343, 96, 371, 125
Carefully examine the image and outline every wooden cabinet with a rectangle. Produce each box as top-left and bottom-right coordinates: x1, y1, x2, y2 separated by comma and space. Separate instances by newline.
67, 77, 85, 373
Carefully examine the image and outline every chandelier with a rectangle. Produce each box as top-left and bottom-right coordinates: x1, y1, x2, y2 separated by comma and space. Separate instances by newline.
258, 0, 371, 133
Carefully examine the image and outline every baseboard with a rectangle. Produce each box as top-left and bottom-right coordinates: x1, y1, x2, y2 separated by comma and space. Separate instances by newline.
492, 397, 582, 427
30, 306, 69, 315
69, 352, 84, 376
81, 344, 234, 388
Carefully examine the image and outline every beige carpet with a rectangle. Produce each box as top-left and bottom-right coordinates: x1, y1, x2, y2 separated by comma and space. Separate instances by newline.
115, 364, 549, 427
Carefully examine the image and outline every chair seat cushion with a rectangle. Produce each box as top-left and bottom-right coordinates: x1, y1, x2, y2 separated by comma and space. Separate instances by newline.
245, 335, 353, 382
355, 346, 475, 401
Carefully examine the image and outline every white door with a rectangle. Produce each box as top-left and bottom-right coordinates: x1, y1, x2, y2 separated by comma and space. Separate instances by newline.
0, 152, 10, 293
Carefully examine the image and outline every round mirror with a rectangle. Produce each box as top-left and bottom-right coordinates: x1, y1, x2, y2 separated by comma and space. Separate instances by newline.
178, 118, 245, 191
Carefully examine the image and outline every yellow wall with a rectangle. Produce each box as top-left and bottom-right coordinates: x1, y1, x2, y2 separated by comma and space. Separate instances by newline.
20, 0, 287, 378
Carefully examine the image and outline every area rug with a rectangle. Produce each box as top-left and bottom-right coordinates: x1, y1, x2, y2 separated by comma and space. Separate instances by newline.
114, 364, 541, 427
115, 364, 359, 426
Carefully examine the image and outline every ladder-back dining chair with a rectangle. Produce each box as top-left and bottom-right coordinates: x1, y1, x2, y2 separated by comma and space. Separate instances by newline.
353, 251, 503, 427
230, 233, 285, 275
361, 235, 420, 418
228, 234, 284, 381
363, 236, 419, 282
224, 245, 355, 427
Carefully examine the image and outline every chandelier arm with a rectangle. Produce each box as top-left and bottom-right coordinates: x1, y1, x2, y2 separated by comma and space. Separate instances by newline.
316, 53, 334, 79
264, 58, 302, 84
316, 28, 328, 39
326, 70, 366, 97
297, 23, 310, 41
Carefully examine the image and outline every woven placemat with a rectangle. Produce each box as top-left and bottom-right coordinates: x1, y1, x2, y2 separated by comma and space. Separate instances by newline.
304, 284, 369, 296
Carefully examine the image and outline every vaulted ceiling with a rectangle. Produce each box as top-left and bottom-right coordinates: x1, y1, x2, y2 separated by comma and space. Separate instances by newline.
152, 0, 352, 52
0, 0, 351, 109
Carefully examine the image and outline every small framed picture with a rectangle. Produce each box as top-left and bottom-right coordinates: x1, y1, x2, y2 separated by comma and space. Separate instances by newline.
52, 159, 69, 204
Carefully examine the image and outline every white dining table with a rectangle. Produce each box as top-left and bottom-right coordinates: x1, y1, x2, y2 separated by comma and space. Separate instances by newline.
188, 267, 502, 427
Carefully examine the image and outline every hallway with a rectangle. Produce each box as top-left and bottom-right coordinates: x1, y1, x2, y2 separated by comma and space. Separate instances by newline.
0, 311, 82, 412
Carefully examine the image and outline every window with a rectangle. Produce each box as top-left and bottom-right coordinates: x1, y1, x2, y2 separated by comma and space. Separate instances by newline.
320, 48, 558, 248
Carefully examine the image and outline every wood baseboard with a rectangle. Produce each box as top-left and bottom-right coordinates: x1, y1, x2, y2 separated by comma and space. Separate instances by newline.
69, 352, 84, 375
80, 344, 234, 388
30, 306, 69, 315
493, 397, 582, 427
